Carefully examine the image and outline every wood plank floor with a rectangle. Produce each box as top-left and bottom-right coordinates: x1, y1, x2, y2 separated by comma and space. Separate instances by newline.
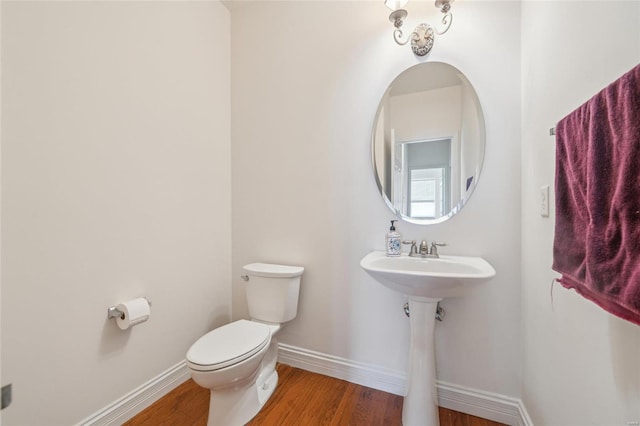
124, 364, 506, 426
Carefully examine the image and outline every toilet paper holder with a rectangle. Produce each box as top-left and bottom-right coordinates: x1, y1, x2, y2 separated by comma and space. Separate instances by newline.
107, 298, 152, 319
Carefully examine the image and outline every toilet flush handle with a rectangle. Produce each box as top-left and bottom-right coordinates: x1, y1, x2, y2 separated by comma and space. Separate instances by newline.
240, 275, 249, 281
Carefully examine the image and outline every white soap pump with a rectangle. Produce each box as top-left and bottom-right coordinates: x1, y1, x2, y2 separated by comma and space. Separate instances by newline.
386, 220, 402, 257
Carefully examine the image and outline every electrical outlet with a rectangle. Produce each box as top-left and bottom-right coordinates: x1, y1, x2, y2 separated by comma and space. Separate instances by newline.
540, 185, 550, 217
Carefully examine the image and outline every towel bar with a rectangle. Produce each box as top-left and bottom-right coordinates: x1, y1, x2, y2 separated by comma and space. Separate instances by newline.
550, 127, 556, 136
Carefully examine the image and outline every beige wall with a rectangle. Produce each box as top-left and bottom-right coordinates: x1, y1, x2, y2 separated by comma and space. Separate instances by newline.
521, 2, 640, 424
231, 0, 523, 397
1, 2, 231, 424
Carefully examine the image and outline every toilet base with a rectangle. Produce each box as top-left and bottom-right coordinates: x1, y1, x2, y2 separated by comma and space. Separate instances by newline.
206, 341, 279, 426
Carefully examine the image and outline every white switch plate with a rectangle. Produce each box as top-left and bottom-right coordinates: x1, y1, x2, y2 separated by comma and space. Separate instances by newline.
540, 185, 550, 217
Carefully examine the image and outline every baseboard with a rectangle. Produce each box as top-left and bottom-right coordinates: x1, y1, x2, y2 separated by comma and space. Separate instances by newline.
278, 342, 407, 396
437, 381, 533, 426
76, 360, 190, 426
278, 343, 532, 426
77, 345, 533, 426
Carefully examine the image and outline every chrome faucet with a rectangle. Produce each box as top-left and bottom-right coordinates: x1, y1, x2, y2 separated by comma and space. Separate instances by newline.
419, 240, 429, 255
402, 240, 446, 258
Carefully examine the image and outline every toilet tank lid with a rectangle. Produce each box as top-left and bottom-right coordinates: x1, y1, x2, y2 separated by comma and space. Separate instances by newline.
242, 263, 304, 278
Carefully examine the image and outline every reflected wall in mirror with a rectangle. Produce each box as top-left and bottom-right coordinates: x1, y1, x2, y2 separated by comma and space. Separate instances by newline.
372, 62, 486, 224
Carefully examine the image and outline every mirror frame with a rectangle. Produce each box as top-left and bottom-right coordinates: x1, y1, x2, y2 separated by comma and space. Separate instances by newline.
370, 61, 486, 225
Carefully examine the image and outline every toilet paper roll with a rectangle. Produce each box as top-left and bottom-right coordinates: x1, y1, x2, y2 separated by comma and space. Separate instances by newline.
116, 298, 151, 330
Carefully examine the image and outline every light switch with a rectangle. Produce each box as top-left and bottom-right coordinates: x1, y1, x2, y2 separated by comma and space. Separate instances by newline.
540, 185, 550, 217
1, 384, 11, 410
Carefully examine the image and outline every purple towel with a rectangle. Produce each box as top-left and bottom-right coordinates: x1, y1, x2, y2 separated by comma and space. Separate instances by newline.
553, 63, 640, 326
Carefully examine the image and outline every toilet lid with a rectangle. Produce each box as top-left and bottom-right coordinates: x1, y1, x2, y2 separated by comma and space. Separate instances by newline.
186, 320, 271, 372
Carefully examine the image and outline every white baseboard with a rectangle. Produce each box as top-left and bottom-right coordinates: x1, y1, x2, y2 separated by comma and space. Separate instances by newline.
78, 344, 533, 426
437, 381, 533, 426
277, 342, 408, 396
278, 343, 532, 426
76, 360, 190, 426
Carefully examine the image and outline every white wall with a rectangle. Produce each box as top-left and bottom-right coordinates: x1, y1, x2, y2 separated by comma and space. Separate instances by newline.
1, 2, 231, 424
460, 79, 482, 197
7, 2, 637, 424
521, 1, 640, 424
390, 86, 462, 143
231, 0, 522, 398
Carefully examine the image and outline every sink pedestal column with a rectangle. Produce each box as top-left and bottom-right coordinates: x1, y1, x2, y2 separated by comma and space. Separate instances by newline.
403, 297, 440, 426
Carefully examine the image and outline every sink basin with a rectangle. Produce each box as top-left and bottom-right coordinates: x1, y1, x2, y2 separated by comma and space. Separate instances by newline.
360, 250, 495, 299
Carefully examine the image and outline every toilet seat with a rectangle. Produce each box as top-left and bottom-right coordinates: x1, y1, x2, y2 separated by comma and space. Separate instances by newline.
186, 319, 271, 372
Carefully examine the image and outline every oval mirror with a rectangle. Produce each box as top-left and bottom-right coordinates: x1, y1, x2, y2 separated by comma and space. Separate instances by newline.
371, 62, 486, 225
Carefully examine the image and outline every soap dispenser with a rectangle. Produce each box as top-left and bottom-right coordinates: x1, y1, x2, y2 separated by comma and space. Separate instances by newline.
386, 220, 402, 257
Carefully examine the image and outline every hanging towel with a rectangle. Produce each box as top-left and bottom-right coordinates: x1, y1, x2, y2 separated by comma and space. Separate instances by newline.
553, 63, 640, 326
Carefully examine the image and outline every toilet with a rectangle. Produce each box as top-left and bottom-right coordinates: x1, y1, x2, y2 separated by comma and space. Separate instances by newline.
186, 262, 304, 426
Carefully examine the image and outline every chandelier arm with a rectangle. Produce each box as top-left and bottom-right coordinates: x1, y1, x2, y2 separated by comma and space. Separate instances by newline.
434, 12, 453, 35
393, 28, 411, 46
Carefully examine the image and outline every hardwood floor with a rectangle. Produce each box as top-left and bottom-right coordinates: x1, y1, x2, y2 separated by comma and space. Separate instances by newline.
124, 364, 506, 426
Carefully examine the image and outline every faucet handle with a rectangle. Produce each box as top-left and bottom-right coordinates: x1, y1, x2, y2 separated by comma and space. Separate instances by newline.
402, 240, 418, 255
430, 242, 447, 256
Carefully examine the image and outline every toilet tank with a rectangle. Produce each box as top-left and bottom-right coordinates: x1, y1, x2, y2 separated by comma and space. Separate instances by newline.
242, 263, 304, 323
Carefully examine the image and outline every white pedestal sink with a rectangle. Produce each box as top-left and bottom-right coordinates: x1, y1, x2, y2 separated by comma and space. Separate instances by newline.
360, 251, 495, 426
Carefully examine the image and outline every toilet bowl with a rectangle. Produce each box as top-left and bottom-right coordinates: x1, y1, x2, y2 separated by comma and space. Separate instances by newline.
186, 262, 303, 426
